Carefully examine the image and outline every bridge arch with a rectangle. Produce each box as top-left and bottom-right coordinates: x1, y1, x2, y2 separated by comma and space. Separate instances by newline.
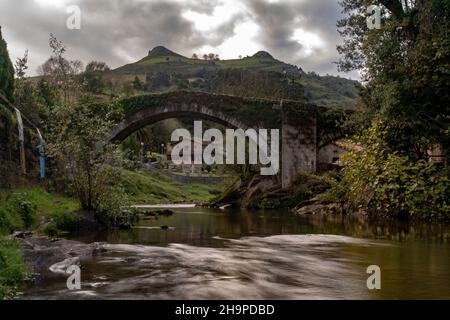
96, 91, 331, 188
96, 103, 250, 149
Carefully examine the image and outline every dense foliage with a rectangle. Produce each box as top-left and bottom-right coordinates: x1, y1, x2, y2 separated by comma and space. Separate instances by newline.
45, 97, 129, 219
0, 27, 14, 101
333, 0, 450, 219
0, 26, 17, 170
328, 120, 449, 219
338, 0, 450, 158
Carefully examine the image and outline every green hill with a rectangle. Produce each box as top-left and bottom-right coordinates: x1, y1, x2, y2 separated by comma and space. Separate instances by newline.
111, 46, 360, 109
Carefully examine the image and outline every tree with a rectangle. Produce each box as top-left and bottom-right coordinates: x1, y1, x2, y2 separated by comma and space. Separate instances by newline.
82, 61, 110, 94
203, 54, 208, 61
14, 50, 28, 80
331, 0, 450, 219
0, 26, 16, 166
0, 26, 14, 101
46, 98, 128, 219
37, 34, 83, 106
14, 51, 42, 125
35, 79, 57, 109
85, 61, 110, 73
337, 0, 450, 159
192, 53, 199, 59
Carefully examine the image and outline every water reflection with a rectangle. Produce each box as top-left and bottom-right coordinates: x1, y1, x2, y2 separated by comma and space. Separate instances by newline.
24, 208, 450, 299
72, 208, 450, 246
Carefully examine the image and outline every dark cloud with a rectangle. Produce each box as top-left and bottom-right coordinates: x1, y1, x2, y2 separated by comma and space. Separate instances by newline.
244, 0, 347, 75
0, 0, 356, 78
245, 0, 304, 58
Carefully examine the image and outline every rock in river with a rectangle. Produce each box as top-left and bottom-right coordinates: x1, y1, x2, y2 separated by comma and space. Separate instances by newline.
19, 235, 106, 277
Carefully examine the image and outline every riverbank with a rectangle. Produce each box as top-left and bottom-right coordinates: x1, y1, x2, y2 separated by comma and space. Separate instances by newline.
0, 168, 232, 299
0, 186, 79, 299
116, 169, 230, 204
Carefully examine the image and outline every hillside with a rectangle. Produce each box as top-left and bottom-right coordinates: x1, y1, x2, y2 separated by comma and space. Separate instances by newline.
115, 47, 303, 77
111, 46, 360, 109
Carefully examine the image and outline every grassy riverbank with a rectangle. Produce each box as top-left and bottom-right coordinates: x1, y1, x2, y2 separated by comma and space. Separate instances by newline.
0, 170, 228, 235
0, 186, 77, 299
120, 169, 227, 204
0, 169, 229, 299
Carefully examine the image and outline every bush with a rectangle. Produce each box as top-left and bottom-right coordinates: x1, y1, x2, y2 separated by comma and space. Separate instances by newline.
43, 222, 59, 239
53, 212, 80, 232
42, 211, 82, 237
94, 184, 133, 228
327, 121, 450, 220
15, 198, 36, 229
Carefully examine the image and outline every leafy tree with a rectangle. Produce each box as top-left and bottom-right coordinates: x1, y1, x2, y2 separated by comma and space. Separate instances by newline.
37, 34, 83, 106
85, 61, 110, 73
35, 79, 57, 109
337, 0, 450, 159
13, 50, 43, 125
328, 118, 449, 220
82, 61, 110, 94
0, 26, 16, 164
0, 26, 14, 101
332, 0, 450, 219
46, 98, 129, 219
14, 50, 28, 80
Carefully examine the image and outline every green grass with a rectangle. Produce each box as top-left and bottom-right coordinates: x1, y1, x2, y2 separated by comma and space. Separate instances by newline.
0, 186, 80, 299
0, 187, 79, 236
118, 169, 226, 204
139, 55, 206, 66
218, 57, 282, 69
121, 55, 298, 77
0, 239, 29, 300
138, 56, 292, 74
0, 172, 226, 300
13, 187, 79, 219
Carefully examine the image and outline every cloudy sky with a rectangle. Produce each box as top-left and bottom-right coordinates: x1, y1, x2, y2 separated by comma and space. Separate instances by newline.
0, 0, 357, 78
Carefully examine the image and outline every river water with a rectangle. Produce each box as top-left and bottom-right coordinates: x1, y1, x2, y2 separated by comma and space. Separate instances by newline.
23, 208, 450, 299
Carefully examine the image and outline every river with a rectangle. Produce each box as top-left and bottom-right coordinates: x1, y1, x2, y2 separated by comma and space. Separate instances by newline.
23, 207, 450, 299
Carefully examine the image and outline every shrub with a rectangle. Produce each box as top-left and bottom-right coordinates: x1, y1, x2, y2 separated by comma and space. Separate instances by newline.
94, 183, 133, 228
15, 198, 36, 229
53, 212, 81, 232
328, 120, 450, 220
43, 222, 59, 239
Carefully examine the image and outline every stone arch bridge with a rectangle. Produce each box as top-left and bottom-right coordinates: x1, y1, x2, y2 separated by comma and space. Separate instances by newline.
96, 91, 348, 188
